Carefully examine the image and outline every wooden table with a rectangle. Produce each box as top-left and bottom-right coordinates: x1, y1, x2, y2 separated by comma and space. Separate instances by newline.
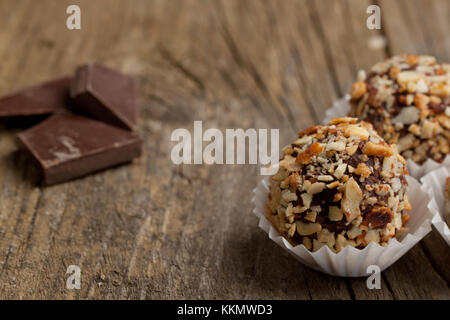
0, 0, 448, 300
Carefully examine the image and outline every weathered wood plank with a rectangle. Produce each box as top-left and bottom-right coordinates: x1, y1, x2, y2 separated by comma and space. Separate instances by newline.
0, 0, 448, 300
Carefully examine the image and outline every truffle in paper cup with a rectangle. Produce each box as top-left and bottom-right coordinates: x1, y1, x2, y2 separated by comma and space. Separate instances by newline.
252, 175, 433, 277
323, 95, 450, 179
420, 166, 450, 246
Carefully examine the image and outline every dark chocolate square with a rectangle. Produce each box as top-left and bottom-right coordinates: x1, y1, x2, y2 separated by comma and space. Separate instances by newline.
70, 64, 138, 130
0, 77, 71, 117
18, 112, 142, 185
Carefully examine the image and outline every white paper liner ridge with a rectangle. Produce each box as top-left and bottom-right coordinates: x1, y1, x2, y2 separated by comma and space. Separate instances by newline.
420, 166, 450, 246
323, 96, 450, 179
252, 175, 433, 277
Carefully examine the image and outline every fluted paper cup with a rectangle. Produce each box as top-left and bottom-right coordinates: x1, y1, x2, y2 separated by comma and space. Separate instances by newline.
323, 96, 450, 179
420, 166, 450, 246
252, 175, 433, 277
408, 157, 450, 181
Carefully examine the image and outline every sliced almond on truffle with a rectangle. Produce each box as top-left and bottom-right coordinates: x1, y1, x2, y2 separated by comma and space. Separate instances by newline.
396, 134, 415, 152
391, 106, 420, 125
362, 141, 393, 157
341, 177, 363, 222
293, 135, 313, 146
312, 239, 327, 252
414, 93, 430, 118
364, 230, 380, 244
347, 225, 363, 240
328, 206, 343, 221
430, 83, 450, 96
285, 203, 295, 218
304, 211, 317, 222
421, 119, 438, 139
350, 82, 367, 100
333, 163, 347, 179
404, 195, 412, 211
343, 126, 369, 140
298, 126, 322, 137
382, 154, 396, 174
408, 123, 421, 136
437, 114, 450, 129
335, 234, 356, 252
302, 237, 312, 250
346, 145, 358, 155
279, 155, 301, 171
287, 172, 301, 190
389, 66, 400, 79
317, 229, 336, 248
326, 141, 346, 152
307, 182, 326, 195
354, 163, 372, 178
317, 175, 334, 182
402, 212, 411, 225
416, 79, 428, 93
328, 117, 357, 125
397, 71, 420, 85
281, 189, 297, 202
295, 221, 322, 236
296, 142, 324, 164
301, 193, 312, 209
326, 181, 340, 189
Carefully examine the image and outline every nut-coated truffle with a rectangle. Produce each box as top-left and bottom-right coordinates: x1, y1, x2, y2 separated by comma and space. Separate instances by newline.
348, 54, 450, 164
266, 117, 411, 253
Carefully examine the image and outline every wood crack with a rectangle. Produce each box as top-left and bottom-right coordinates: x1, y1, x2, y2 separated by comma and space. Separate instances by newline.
344, 278, 356, 300
214, 0, 297, 132
287, 45, 320, 125
159, 46, 206, 96
382, 273, 397, 299
21, 189, 42, 261
308, 2, 343, 98
419, 242, 449, 287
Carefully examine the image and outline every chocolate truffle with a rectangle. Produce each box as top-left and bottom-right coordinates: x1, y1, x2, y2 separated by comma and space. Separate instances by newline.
348, 54, 450, 164
266, 117, 411, 253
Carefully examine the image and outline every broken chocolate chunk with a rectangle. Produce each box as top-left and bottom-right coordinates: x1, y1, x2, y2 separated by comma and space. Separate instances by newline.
0, 77, 71, 117
362, 206, 393, 229
18, 112, 142, 185
70, 63, 138, 130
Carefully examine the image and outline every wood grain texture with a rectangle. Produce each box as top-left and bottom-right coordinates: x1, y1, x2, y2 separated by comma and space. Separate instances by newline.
0, 0, 448, 299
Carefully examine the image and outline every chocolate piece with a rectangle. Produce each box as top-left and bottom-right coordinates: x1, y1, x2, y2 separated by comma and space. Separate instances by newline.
18, 112, 142, 185
0, 77, 71, 117
70, 63, 138, 130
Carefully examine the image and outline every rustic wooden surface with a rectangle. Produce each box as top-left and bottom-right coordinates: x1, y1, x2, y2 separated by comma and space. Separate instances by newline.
0, 0, 448, 300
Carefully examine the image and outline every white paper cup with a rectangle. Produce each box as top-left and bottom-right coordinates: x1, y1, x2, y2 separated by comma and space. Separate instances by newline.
323, 96, 450, 179
408, 157, 450, 181
252, 175, 433, 277
420, 166, 450, 246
